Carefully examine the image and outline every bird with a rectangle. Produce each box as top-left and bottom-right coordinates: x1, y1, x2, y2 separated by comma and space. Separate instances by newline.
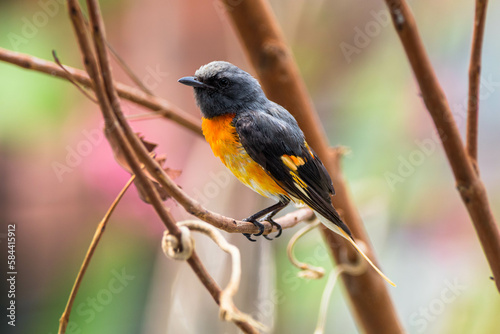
178, 61, 394, 286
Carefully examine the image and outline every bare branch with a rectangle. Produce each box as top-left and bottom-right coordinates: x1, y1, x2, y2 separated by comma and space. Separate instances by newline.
185, 252, 259, 334
0, 47, 203, 136
384, 0, 500, 291
164, 221, 267, 331
467, 0, 489, 167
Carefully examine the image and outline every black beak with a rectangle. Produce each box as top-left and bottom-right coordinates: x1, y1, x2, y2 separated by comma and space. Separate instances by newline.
178, 76, 212, 89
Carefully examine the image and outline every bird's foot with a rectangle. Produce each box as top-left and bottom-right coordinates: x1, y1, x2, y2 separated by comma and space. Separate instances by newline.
242, 217, 265, 242
261, 217, 282, 240
268, 218, 283, 239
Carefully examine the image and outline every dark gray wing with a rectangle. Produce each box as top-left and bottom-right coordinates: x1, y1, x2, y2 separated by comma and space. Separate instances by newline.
234, 110, 351, 238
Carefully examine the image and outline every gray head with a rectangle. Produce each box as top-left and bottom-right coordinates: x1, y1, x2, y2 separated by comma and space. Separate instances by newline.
178, 61, 267, 119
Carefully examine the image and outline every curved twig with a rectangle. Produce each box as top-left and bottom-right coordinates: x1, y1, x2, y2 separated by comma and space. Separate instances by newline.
314, 250, 366, 334
163, 220, 268, 331
52, 50, 98, 103
287, 219, 325, 279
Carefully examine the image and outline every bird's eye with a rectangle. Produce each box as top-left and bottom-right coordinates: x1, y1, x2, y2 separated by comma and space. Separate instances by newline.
219, 78, 229, 88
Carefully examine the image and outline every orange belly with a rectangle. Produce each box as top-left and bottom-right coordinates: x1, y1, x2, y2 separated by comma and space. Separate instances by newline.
202, 114, 287, 200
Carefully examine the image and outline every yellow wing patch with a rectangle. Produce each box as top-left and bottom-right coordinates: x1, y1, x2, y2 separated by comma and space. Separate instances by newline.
281, 155, 305, 171
282, 154, 309, 192
290, 171, 308, 189
304, 143, 315, 159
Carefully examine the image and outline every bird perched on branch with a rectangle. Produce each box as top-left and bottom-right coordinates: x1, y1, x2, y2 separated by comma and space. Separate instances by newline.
179, 61, 394, 286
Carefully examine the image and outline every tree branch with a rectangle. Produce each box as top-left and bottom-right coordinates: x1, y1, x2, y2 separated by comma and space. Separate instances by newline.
221, 0, 404, 332
64, 1, 259, 332
384, 0, 500, 292
466, 0, 489, 167
0, 47, 203, 136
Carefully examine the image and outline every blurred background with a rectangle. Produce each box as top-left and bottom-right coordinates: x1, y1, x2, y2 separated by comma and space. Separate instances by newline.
1, 0, 500, 333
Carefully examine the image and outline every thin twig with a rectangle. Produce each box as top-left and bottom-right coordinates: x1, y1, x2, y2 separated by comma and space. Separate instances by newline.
164, 221, 268, 331
52, 50, 98, 103
126, 112, 165, 121
0, 47, 203, 136
105, 40, 154, 96
80, 10, 154, 95
384, 0, 500, 292
466, 0, 489, 168
185, 253, 259, 333
287, 219, 325, 279
58, 176, 135, 334
314, 251, 366, 334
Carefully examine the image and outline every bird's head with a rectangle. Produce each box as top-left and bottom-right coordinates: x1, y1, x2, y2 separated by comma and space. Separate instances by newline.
178, 61, 267, 118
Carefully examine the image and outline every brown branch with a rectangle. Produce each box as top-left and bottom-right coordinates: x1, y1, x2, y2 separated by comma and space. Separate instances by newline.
0, 47, 203, 136
66, 0, 182, 237
186, 253, 258, 333
64, 1, 260, 332
138, 147, 314, 234
466, 0, 489, 167
384, 0, 500, 292
221, 0, 404, 332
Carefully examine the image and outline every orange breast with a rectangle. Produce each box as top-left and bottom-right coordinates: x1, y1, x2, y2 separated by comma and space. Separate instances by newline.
202, 114, 287, 200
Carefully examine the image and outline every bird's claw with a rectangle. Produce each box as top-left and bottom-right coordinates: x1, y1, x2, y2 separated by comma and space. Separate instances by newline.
243, 233, 257, 242
242, 217, 265, 237
260, 218, 282, 240
263, 234, 273, 241
242, 216, 282, 241
267, 218, 282, 239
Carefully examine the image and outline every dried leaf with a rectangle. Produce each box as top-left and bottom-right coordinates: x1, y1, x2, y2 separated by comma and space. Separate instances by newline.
105, 130, 181, 203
